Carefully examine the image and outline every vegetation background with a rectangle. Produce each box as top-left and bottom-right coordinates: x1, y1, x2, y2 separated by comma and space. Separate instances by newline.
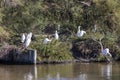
0, 0, 120, 61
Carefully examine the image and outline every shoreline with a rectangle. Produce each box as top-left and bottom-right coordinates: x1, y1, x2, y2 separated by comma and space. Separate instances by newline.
0, 58, 119, 65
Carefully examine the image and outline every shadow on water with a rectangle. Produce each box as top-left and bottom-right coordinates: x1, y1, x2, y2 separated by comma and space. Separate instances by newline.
0, 62, 120, 80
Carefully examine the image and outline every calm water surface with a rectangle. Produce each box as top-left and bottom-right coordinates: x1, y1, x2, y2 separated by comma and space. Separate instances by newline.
0, 62, 120, 80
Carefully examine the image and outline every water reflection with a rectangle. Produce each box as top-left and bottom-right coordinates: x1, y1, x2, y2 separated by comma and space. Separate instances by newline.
0, 65, 37, 80
24, 72, 33, 80
78, 74, 87, 80
0, 62, 120, 80
23, 65, 38, 80
101, 63, 112, 80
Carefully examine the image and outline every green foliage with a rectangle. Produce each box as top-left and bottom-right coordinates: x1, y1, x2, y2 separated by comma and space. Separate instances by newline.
0, 27, 9, 41
1, 0, 119, 34
31, 36, 73, 61
0, 0, 120, 61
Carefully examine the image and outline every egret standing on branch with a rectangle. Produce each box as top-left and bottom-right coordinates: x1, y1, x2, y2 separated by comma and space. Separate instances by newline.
102, 48, 112, 61
21, 33, 26, 43
58, 24, 60, 31
92, 24, 97, 33
76, 26, 86, 37
91, 33, 112, 62
24, 32, 32, 49
54, 30, 59, 40
76, 26, 81, 37
26, 32, 32, 40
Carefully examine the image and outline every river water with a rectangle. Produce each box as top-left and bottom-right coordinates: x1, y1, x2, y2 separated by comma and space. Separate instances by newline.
0, 62, 120, 80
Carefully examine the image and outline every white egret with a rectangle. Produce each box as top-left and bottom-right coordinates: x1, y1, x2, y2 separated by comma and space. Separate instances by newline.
24, 38, 31, 48
26, 32, 32, 40
102, 48, 112, 62
102, 48, 112, 57
43, 38, 51, 44
24, 32, 32, 49
76, 26, 81, 37
76, 26, 86, 37
21, 33, 25, 43
55, 30, 59, 40
58, 24, 60, 31
92, 24, 97, 32
79, 30, 86, 37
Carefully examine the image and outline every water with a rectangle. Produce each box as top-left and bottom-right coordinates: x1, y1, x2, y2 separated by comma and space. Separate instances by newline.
0, 62, 120, 80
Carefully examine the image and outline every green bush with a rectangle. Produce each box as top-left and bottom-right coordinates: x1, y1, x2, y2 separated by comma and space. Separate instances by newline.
31, 36, 73, 61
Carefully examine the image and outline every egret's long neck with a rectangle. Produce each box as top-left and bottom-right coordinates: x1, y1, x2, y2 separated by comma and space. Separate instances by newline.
78, 27, 80, 31
55, 31, 58, 34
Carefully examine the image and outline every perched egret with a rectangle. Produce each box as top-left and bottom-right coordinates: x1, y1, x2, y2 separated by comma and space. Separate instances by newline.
24, 37, 31, 48
58, 24, 60, 31
76, 26, 86, 37
76, 26, 81, 37
102, 48, 112, 62
21, 33, 25, 43
26, 32, 32, 40
79, 30, 86, 37
92, 24, 97, 32
43, 38, 51, 44
102, 48, 112, 57
24, 33, 32, 48
55, 30, 59, 40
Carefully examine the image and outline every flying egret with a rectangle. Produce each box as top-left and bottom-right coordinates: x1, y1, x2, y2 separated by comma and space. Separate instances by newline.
55, 30, 59, 40
76, 26, 81, 37
43, 38, 51, 44
21, 33, 25, 43
24, 32, 32, 49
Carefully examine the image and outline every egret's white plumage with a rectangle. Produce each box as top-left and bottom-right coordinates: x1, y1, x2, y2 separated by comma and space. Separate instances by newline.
26, 32, 32, 40
21, 33, 25, 43
76, 26, 86, 37
76, 26, 81, 37
24, 39, 31, 48
93, 24, 97, 32
24, 32, 32, 48
79, 30, 86, 37
58, 24, 60, 31
102, 48, 112, 57
43, 38, 51, 44
55, 30, 59, 40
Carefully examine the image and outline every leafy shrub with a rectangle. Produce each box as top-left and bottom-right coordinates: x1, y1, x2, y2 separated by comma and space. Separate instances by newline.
31, 36, 73, 61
